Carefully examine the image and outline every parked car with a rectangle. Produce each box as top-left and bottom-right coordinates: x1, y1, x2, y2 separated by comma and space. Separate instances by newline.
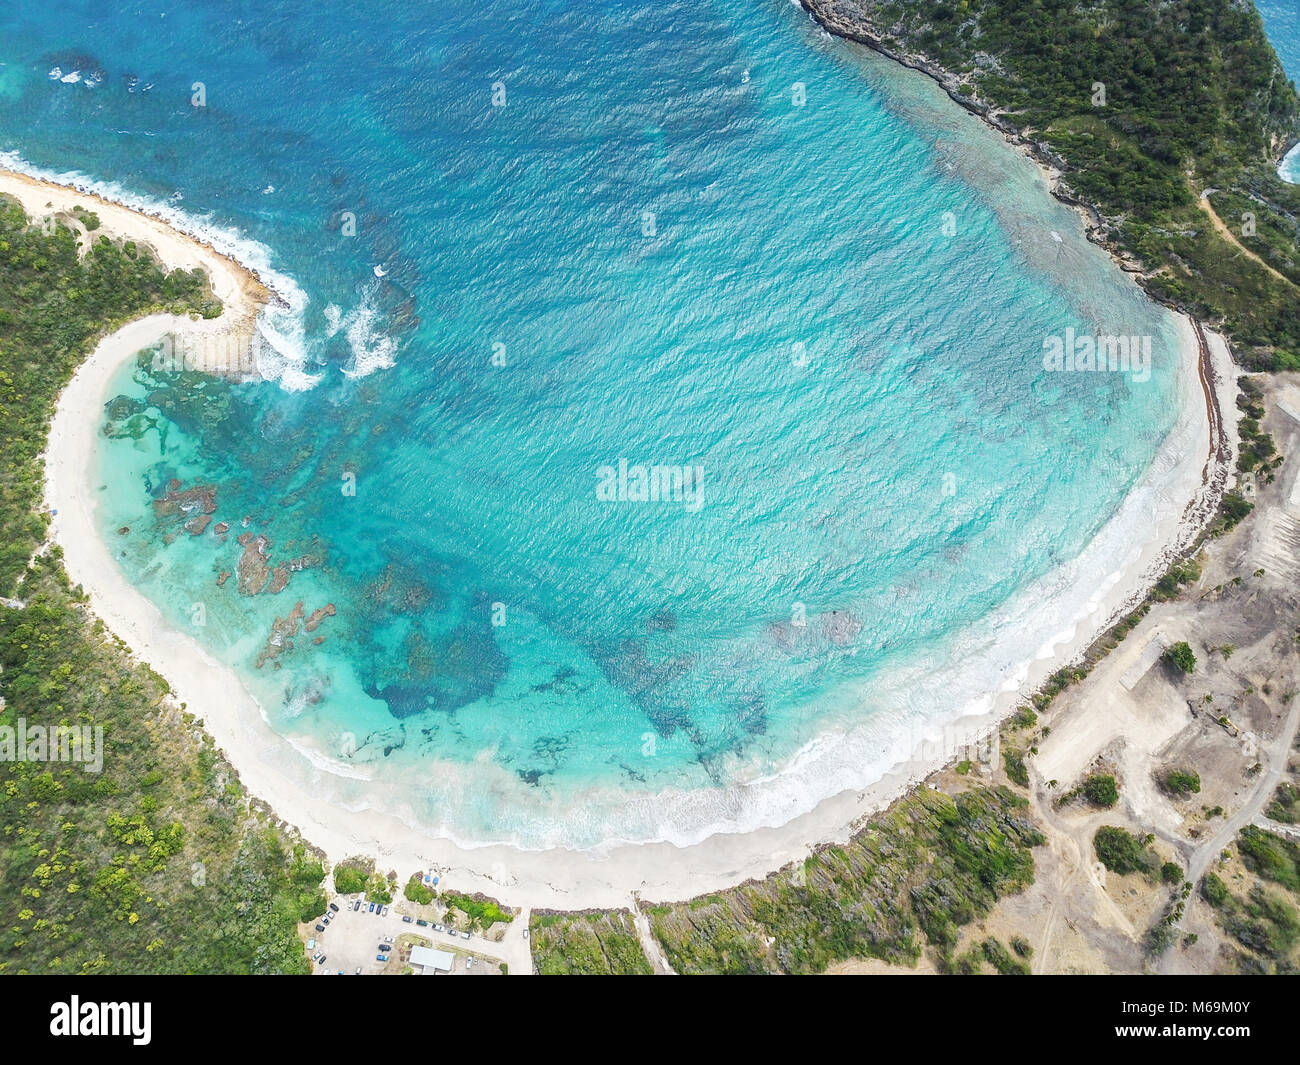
416, 919, 428, 927
381, 906, 389, 917
432, 923, 444, 933
376, 954, 388, 963
382, 936, 393, 944
522, 928, 529, 940
317, 955, 327, 966
311, 951, 322, 962
353, 900, 361, 911
328, 902, 339, 912
368, 902, 375, 913
378, 943, 391, 953
314, 924, 325, 933
402, 915, 413, 923
355, 967, 362, 975
460, 931, 471, 940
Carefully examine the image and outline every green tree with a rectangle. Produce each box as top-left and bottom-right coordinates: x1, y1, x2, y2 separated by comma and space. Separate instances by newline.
1164, 641, 1196, 675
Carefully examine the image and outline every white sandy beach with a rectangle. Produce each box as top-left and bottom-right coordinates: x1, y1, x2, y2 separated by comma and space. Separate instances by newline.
10, 151, 1239, 911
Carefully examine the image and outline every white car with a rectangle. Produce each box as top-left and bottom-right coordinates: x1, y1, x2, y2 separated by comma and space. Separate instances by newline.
460, 931, 470, 940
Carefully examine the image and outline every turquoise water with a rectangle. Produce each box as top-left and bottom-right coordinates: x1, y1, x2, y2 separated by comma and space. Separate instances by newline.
2, 1, 1187, 848
1259, 0, 1300, 181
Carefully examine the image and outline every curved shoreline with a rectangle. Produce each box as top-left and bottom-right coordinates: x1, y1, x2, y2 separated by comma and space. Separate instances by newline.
14, 114, 1237, 908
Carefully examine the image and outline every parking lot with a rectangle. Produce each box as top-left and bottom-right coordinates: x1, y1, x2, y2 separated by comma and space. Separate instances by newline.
300, 894, 514, 975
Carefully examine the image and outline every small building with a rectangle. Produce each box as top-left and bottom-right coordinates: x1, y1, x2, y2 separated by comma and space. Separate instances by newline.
409, 945, 455, 973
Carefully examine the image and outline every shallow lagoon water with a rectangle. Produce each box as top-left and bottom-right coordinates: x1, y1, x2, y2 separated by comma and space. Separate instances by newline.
2, 1, 1191, 848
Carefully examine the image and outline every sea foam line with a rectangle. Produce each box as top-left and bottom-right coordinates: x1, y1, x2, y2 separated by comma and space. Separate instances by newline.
0, 149, 321, 392
0, 150, 396, 390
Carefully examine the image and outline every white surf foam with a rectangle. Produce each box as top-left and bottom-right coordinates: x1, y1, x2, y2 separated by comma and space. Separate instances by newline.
1281, 142, 1300, 185
0, 149, 323, 391
339, 286, 398, 379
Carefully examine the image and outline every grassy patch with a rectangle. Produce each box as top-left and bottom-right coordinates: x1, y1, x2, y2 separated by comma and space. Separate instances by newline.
1093, 826, 1157, 876
645, 786, 1043, 974
1266, 782, 1300, 824
442, 891, 512, 929
403, 873, 434, 905
1163, 769, 1202, 797
530, 910, 652, 975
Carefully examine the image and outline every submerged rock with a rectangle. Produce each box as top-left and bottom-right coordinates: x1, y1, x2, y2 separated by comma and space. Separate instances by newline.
255, 600, 305, 669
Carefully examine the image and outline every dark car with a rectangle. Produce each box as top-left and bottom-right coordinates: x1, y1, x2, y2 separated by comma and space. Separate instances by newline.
368, 903, 375, 913
314, 924, 325, 933
402, 915, 413, 923
378, 943, 391, 952
328, 903, 339, 912
317, 956, 327, 966
353, 901, 361, 911
416, 919, 428, 927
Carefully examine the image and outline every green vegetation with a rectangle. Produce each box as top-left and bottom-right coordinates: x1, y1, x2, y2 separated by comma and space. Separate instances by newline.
442, 892, 512, 929
364, 872, 394, 905
1093, 826, 1158, 876
1145, 897, 1187, 956
1083, 773, 1119, 808
1212, 491, 1255, 535
333, 863, 369, 895
1237, 826, 1300, 893
980, 937, 1030, 974
1032, 665, 1087, 712
1163, 768, 1202, 797
403, 873, 434, 905
530, 910, 653, 975
1161, 861, 1185, 886
1151, 559, 1201, 602
0, 196, 218, 593
842, 0, 1300, 367
1209, 882, 1299, 971
1236, 377, 1284, 482
1163, 641, 1197, 675
949, 936, 1031, 975
645, 786, 1043, 974
1202, 871, 1232, 909
0, 197, 314, 973
1204, 829, 1300, 972
1266, 782, 1300, 824
1009, 707, 1037, 730
1056, 771, 1120, 809
1003, 749, 1029, 787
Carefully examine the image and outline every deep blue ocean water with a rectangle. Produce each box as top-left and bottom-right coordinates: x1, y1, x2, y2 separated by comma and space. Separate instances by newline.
0, 1, 1192, 848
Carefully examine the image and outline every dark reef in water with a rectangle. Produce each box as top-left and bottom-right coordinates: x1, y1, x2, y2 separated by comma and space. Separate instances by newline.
600, 638, 697, 739
529, 665, 585, 696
